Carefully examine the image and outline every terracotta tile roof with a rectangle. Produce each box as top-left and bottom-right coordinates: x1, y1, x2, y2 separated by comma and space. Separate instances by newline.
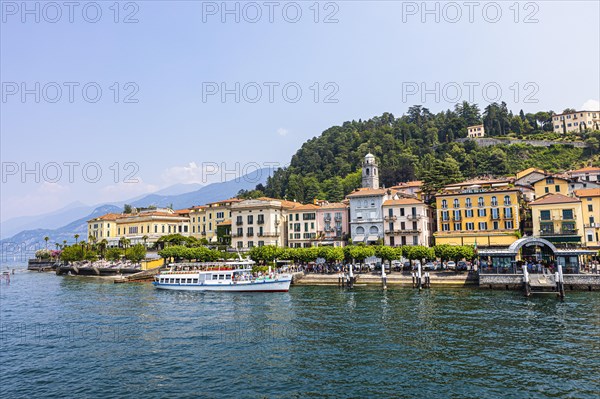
217, 219, 231, 226
207, 198, 241, 206
174, 209, 191, 214
291, 203, 320, 211
445, 178, 512, 189
318, 202, 348, 209
530, 193, 581, 206
89, 213, 122, 222
571, 166, 600, 174
574, 188, 600, 197
346, 188, 388, 198
530, 175, 571, 184
383, 198, 423, 206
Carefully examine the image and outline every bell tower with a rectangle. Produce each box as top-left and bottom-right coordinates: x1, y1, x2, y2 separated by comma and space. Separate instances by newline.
361, 153, 379, 189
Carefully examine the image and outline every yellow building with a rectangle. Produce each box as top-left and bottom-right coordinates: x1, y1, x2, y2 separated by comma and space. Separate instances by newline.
529, 194, 584, 246
574, 188, 600, 249
434, 179, 522, 247
532, 175, 570, 199
87, 213, 121, 241
189, 205, 207, 238
203, 199, 240, 243
552, 110, 600, 133
467, 124, 485, 138
113, 208, 191, 247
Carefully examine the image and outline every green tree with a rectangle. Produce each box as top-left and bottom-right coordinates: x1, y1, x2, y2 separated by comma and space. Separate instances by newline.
106, 247, 123, 262
125, 244, 147, 263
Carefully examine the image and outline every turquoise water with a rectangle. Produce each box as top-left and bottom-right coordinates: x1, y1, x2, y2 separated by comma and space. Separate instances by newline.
1, 268, 599, 399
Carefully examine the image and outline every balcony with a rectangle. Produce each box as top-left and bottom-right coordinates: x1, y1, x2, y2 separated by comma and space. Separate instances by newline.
258, 232, 279, 237
324, 216, 332, 222
502, 214, 514, 220
540, 229, 578, 236
384, 215, 397, 221
236, 221, 243, 226
232, 233, 243, 238
257, 219, 265, 225
407, 214, 422, 220
334, 215, 343, 221
247, 232, 254, 237
452, 217, 462, 221
385, 229, 421, 235
584, 223, 600, 228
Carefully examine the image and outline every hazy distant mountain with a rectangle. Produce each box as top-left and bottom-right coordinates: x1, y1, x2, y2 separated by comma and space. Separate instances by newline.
152, 183, 204, 196
128, 167, 271, 209
0, 204, 121, 262
0, 168, 271, 260
0, 201, 93, 239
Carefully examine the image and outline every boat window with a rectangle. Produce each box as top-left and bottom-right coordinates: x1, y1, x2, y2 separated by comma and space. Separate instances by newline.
176, 279, 180, 284
219, 274, 225, 280
212, 275, 218, 280
169, 278, 174, 283
192, 279, 198, 283
187, 278, 192, 283
226, 274, 231, 280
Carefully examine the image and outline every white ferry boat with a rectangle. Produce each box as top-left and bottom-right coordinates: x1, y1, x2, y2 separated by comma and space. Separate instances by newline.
153, 259, 292, 292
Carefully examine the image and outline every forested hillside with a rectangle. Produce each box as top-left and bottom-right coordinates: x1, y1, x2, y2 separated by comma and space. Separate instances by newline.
245, 102, 600, 202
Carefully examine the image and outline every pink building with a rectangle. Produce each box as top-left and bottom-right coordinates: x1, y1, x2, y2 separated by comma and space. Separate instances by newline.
315, 201, 350, 247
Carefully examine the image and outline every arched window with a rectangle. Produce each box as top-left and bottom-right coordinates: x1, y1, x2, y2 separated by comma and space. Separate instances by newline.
366, 168, 370, 176
453, 199, 459, 208
369, 226, 379, 234
465, 198, 472, 208
442, 200, 447, 209
356, 226, 365, 234
504, 195, 511, 205
478, 197, 484, 207
491, 196, 498, 206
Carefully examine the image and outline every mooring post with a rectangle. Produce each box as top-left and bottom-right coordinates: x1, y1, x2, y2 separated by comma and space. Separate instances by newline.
558, 264, 565, 299
417, 263, 422, 291
382, 264, 387, 290
412, 272, 416, 288
522, 265, 530, 297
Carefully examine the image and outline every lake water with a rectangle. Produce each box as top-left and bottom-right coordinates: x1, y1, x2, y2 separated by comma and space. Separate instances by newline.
1, 267, 599, 398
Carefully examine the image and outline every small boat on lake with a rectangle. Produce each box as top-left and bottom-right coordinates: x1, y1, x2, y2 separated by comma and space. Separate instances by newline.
153, 259, 292, 292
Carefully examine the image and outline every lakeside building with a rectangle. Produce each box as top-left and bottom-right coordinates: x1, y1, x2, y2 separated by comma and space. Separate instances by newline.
433, 178, 522, 247
531, 174, 572, 199
574, 188, 600, 249
230, 197, 296, 250
467, 124, 485, 138
315, 201, 349, 247
189, 205, 206, 238
287, 203, 320, 248
569, 166, 600, 183
348, 153, 392, 244
552, 110, 600, 133
390, 181, 425, 201
382, 198, 433, 247
514, 168, 547, 186
529, 193, 583, 246
203, 199, 240, 243
110, 208, 191, 247
87, 213, 122, 241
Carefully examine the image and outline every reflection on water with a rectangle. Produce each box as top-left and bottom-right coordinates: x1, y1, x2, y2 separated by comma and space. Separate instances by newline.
0, 272, 599, 398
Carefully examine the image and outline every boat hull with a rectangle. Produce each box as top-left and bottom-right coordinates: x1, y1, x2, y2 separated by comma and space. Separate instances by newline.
153, 279, 291, 292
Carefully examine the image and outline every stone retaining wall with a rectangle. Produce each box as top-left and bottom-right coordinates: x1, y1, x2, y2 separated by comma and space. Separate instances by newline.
479, 274, 600, 291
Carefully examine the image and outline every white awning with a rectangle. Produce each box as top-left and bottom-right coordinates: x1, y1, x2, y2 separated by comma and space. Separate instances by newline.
366, 235, 379, 242
353, 235, 365, 242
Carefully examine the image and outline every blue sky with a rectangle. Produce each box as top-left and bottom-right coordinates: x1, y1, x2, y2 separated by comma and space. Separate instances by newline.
1, 0, 599, 221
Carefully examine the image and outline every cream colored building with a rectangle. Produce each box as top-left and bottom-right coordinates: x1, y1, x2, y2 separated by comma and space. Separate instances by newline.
382, 198, 433, 247
574, 188, 600, 249
529, 194, 583, 246
113, 208, 191, 247
287, 204, 320, 248
552, 110, 600, 133
467, 124, 485, 138
230, 197, 296, 250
